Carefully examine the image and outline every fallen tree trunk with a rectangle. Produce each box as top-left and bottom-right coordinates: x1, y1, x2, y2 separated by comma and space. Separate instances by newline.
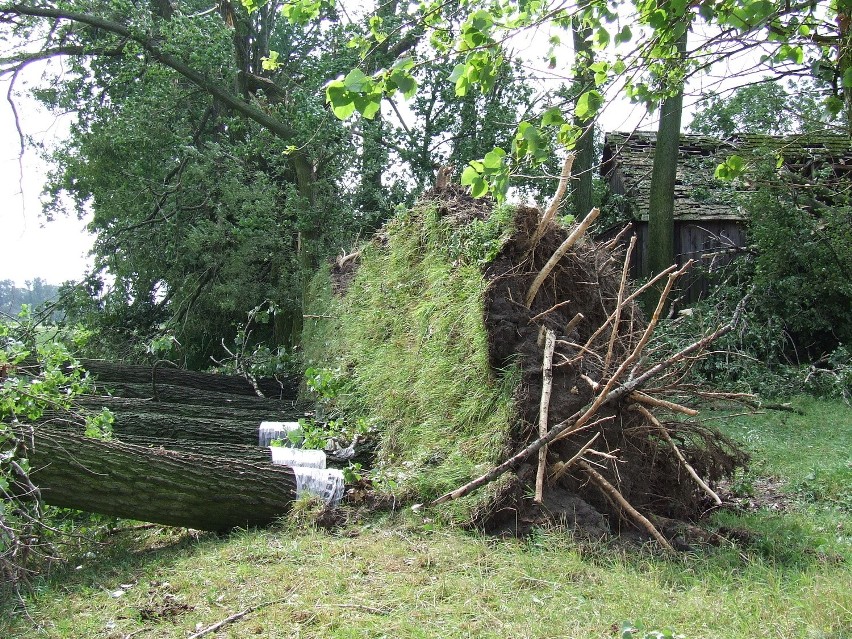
72, 394, 304, 422
23, 427, 296, 531
91, 382, 295, 410
105, 413, 268, 445
115, 435, 273, 463
79, 359, 299, 399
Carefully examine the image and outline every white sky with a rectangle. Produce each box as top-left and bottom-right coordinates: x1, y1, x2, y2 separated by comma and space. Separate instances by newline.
1, 74, 93, 288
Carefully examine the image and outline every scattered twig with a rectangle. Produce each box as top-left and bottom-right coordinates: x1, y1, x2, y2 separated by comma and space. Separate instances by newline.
578, 460, 673, 552
187, 597, 289, 639
603, 235, 636, 373
630, 404, 721, 505
529, 300, 571, 323
535, 329, 556, 503
548, 431, 602, 484
525, 207, 600, 307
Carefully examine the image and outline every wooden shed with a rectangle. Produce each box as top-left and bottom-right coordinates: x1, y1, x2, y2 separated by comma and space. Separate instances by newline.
600, 130, 852, 303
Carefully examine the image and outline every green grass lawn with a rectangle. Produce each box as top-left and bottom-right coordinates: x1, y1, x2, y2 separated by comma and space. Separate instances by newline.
2, 397, 850, 639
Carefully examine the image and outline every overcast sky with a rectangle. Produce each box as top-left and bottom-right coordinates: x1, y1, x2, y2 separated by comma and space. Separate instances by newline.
1, 73, 93, 288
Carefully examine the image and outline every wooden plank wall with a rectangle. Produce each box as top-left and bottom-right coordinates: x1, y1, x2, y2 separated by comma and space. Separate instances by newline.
600, 220, 747, 305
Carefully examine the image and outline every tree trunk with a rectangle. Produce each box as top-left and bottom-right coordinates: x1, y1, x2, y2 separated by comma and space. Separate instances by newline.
113, 434, 273, 463
90, 382, 299, 411
72, 394, 296, 422
647, 28, 688, 279
102, 412, 275, 445
78, 359, 299, 399
23, 428, 296, 531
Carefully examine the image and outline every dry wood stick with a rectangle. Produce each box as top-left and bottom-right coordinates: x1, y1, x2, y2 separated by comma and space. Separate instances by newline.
579, 263, 679, 355
535, 329, 556, 503
602, 223, 634, 251
564, 312, 584, 335
548, 431, 601, 483
187, 597, 289, 639
578, 460, 673, 551
629, 390, 698, 416
603, 235, 636, 373
630, 403, 722, 505
529, 154, 576, 250
529, 300, 572, 323
526, 207, 600, 307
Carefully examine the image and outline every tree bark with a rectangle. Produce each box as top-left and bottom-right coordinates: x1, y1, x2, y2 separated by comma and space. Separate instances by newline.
572, 2, 596, 221
23, 428, 296, 531
90, 382, 299, 411
647, 28, 688, 279
78, 359, 299, 399
72, 394, 297, 422
103, 412, 274, 445
113, 434, 273, 463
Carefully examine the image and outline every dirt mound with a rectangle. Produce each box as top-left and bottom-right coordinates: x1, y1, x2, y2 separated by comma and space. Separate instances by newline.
476, 205, 746, 536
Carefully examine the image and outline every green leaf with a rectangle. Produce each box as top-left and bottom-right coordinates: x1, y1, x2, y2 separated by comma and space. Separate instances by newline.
615, 25, 632, 45
344, 69, 369, 92
326, 81, 356, 120
470, 177, 488, 197
574, 90, 603, 120
448, 63, 466, 83
354, 94, 382, 119
842, 68, 852, 89
541, 107, 565, 126
483, 147, 506, 171
261, 50, 281, 71
461, 165, 481, 186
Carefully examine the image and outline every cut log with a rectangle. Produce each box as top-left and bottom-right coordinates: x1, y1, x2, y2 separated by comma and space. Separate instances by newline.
91, 382, 296, 410
78, 359, 299, 399
115, 435, 273, 463
72, 394, 304, 422
106, 412, 288, 445
23, 428, 297, 531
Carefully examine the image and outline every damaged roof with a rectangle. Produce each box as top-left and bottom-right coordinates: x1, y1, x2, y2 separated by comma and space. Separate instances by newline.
601, 130, 852, 222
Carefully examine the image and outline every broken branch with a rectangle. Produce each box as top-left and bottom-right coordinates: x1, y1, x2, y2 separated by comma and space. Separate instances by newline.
526, 207, 600, 307
535, 329, 556, 503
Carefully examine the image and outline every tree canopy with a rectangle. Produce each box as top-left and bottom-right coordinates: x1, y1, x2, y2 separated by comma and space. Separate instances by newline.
2, 0, 850, 361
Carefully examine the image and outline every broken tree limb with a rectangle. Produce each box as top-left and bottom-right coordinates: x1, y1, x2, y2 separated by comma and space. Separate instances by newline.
525, 207, 600, 307
577, 460, 674, 552
629, 391, 698, 416
603, 234, 637, 374
535, 329, 556, 503
528, 154, 576, 251
548, 431, 602, 484
23, 427, 297, 531
529, 300, 572, 323
629, 404, 722, 505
